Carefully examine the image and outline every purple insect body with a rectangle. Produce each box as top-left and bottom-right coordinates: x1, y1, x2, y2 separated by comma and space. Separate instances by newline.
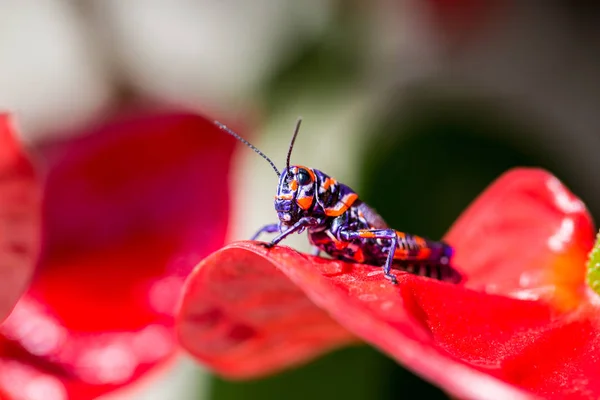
215, 119, 460, 284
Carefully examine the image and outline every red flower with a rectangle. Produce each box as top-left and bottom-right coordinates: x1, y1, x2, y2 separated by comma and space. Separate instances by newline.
0, 111, 235, 400
0, 114, 41, 322
177, 168, 600, 399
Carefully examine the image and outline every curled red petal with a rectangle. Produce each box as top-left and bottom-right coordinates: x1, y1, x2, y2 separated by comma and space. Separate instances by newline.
178, 168, 600, 399
177, 243, 358, 378
177, 242, 538, 399
0, 111, 234, 399
0, 114, 41, 322
445, 168, 596, 309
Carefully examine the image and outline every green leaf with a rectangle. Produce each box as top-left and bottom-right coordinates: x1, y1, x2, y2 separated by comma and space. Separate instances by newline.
586, 231, 600, 294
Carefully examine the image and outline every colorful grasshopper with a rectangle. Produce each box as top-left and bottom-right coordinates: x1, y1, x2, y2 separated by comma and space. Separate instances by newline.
216, 119, 460, 284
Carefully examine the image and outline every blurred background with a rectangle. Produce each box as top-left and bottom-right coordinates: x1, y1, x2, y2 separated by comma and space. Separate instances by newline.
2, 0, 600, 399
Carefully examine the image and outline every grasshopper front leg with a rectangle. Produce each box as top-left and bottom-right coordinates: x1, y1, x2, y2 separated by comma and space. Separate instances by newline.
263, 217, 321, 248
251, 223, 280, 241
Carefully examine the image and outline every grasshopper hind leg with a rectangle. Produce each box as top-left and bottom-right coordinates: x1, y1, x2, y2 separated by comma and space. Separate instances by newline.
338, 227, 400, 284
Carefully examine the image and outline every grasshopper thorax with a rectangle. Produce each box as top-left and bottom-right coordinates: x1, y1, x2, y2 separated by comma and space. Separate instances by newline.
275, 165, 317, 225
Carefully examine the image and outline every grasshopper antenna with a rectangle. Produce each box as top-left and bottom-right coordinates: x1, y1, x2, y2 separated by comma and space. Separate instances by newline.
285, 118, 302, 175
215, 121, 280, 177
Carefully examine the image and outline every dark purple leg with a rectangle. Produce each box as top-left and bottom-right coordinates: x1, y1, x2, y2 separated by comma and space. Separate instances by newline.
338, 228, 399, 284
265, 217, 320, 247
250, 223, 279, 241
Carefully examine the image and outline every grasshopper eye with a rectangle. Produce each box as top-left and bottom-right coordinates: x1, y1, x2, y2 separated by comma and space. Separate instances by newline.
297, 170, 311, 185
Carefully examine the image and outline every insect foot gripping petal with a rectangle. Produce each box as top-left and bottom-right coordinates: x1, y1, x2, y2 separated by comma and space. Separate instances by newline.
384, 269, 399, 285
382, 240, 400, 285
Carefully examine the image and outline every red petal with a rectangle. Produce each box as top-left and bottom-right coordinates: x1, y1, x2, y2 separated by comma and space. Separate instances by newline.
177, 169, 600, 399
0, 112, 234, 399
178, 242, 538, 399
176, 244, 358, 379
0, 114, 41, 321
445, 168, 596, 309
